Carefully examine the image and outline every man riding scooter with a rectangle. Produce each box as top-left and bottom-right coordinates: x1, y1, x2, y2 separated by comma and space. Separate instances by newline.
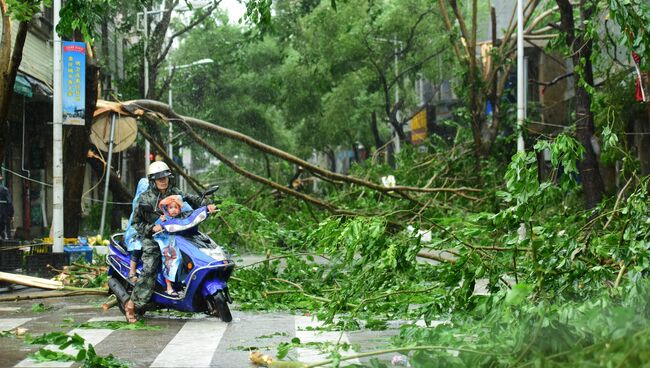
124, 161, 217, 323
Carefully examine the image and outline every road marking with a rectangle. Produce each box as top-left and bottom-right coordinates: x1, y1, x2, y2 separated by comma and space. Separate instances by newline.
0, 307, 22, 312
0, 318, 32, 331
386, 319, 447, 329
294, 316, 361, 365
14, 317, 119, 368
150, 319, 227, 367
63, 304, 98, 310
83, 316, 125, 322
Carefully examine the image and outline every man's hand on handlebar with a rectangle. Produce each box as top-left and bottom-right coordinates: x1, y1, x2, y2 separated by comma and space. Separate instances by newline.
152, 224, 163, 234
207, 204, 217, 213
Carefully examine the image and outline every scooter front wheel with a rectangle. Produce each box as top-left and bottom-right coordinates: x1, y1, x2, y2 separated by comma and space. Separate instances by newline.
208, 291, 232, 322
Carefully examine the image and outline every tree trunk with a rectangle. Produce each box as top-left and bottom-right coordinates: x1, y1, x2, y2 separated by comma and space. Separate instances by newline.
86, 155, 133, 206
326, 148, 336, 173
635, 115, 650, 177
0, 19, 30, 164
263, 153, 272, 178
370, 111, 384, 150
556, 0, 604, 209
63, 49, 99, 237
123, 100, 481, 197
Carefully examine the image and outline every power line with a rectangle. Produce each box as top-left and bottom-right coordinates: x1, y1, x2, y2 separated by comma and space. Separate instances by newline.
0, 166, 53, 187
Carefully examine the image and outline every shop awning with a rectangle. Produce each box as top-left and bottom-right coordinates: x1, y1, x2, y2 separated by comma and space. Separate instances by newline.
12, 72, 53, 99
14, 74, 33, 98
23, 72, 53, 98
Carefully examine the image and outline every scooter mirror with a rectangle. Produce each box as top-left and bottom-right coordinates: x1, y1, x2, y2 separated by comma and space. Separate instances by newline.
200, 186, 220, 202
204, 186, 219, 197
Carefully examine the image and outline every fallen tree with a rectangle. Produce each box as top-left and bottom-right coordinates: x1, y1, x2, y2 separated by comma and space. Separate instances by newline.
0, 271, 107, 294
117, 99, 480, 205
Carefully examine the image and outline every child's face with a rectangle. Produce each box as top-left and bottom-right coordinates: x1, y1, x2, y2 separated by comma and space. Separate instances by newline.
167, 202, 181, 217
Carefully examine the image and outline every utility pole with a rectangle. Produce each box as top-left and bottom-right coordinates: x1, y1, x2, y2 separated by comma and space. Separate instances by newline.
516, 0, 525, 154
143, 7, 151, 174
168, 65, 173, 157
52, 0, 64, 252
393, 35, 401, 154
139, 3, 210, 172
517, 0, 527, 242
372, 36, 404, 155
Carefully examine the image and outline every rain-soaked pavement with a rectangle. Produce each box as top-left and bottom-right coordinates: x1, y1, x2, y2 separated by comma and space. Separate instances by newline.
0, 291, 412, 368
0, 254, 474, 367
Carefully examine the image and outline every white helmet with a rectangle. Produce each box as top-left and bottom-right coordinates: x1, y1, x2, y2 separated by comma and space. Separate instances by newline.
148, 161, 173, 180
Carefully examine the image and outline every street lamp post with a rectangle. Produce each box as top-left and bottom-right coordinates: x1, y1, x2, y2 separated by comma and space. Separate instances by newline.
373, 36, 404, 155
517, 0, 527, 241
516, 0, 525, 154
137, 2, 213, 173
167, 59, 213, 191
392, 35, 402, 155
52, 0, 63, 252
138, 7, 166, 174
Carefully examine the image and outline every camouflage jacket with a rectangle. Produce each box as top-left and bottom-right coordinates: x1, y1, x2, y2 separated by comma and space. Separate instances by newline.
131, 185, 206, 239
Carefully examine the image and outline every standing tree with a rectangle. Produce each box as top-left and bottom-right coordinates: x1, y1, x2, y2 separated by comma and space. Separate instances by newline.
57, 0, 128, 236
118, 0, 220, 164
0, 0, 47, 164
555, 0, 604, 209
0, 0, 126, 235
436, 0, 557, 159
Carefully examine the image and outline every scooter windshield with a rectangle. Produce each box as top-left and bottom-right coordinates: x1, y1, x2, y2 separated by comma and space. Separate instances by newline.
161, 207, 209, 233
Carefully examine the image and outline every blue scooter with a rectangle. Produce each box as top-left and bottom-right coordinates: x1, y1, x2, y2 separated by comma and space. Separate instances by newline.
107, 186, 235, 322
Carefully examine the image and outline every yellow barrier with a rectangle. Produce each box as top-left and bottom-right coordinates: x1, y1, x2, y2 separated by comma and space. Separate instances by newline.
41, 237, 79, 245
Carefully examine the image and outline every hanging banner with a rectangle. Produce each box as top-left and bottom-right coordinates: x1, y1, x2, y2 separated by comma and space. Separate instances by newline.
62, 41, 86, 125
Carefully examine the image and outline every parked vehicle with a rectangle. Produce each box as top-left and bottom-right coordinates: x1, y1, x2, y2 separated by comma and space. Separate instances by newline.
107, 186, 235, 322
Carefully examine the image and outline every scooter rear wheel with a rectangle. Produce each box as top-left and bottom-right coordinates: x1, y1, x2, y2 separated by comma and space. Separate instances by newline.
209, 291, 232, 322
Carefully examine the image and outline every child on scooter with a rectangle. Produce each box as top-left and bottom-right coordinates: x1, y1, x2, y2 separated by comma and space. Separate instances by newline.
156, 195, 185, 297
125, 178, 150, 283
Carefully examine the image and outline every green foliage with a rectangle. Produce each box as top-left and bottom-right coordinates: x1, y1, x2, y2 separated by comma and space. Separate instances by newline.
389, 279, 650, 367
30, 348, 77, 363
227, 128, 650, 344
107, 1, 650, 365
164, 0, 451, 160
205, 198, 314, 253
6, 0, 50, 22
608, 0, 650, 63
75, 320, 161, 331
26, 331, 129, 367
244, 0, 273, 31
30, 303, 53, 313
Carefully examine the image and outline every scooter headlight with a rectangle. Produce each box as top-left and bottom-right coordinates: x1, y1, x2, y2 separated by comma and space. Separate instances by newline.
199, 246, 229, 261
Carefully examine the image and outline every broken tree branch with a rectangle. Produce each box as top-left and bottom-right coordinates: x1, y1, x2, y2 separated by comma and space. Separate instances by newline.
121, 100, 480, 200
179, 121, 372, 217
138, 123, 206, 194
0, 289, 108, 302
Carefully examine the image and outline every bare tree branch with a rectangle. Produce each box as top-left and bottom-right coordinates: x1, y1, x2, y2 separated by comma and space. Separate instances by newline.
437, 0, 464, 62
153, 1, 220, 69
180, 122, 369, 217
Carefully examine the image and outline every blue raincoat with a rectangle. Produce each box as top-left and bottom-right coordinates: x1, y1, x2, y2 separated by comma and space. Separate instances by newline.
154, 197, 194, 282
125, 178, 150, 252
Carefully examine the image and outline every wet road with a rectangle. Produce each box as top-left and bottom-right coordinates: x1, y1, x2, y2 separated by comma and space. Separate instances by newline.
0, 293, 409, 368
